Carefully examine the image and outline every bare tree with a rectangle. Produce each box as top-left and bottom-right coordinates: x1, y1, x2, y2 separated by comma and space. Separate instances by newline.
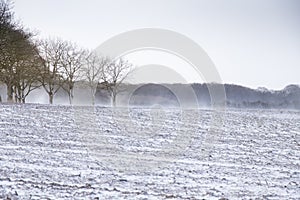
38, 38, 66, 104
61, 41, 85, 105
81, 52, 108, 105
0, 29, 15, 102
0, 0, 13, 27
0, 0, 15, 102
0, 0, 33, 102
101, 58, 133, 107
0, 34, 42, 103
13, 39, 43, 103
0, 20, 39, 103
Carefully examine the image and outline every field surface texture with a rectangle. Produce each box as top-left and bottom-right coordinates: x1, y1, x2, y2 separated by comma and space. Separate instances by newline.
0, 104, 299, 199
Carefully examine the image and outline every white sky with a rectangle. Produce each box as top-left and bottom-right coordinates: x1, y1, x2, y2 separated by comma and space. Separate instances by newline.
13, 0, 300, 90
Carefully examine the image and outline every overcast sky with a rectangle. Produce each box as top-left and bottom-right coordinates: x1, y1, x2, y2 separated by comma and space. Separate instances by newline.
13, 0, 300, 90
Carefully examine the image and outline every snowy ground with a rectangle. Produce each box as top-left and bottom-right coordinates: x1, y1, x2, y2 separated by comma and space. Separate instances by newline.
0, 104, 299, 199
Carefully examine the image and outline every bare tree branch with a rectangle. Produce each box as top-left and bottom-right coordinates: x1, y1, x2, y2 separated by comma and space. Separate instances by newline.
37, 38, 66, 104
60, 41, 86, 105
101, 58, 134, 107
81, 51, 108, 105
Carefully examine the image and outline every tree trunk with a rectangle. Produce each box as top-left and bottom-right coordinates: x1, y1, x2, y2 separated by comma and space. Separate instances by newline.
7, 85, 13, 102
69, 95, 72, 105
112, 92, 117, 107
21, 90, 25, 103
15, 92, 19, 103
69, 89, 73, 105
91, 87, 96, 106
92, 93, 95, 106
49, 93, 53, 104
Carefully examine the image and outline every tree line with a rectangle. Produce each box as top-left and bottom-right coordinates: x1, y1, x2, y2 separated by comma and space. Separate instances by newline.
0, 0, 132, 106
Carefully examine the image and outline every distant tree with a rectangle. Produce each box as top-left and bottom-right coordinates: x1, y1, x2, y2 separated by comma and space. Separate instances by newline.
101, 58, 133, 107
61, 41, 86, 105
38, 38, 67, 104
82, 52, 108, 105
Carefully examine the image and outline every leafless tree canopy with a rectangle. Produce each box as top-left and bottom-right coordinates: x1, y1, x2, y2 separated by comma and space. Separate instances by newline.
60, 41, 86, 104
38, 38, 67, 104
81, 52, 109, 105
101, 58, 133, 107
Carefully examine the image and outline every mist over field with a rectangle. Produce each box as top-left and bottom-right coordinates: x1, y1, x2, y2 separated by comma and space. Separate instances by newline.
1, 83, 300, 109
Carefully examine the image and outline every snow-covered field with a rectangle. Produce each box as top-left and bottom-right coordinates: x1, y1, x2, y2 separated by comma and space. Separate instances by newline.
0, 104, 299, 199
